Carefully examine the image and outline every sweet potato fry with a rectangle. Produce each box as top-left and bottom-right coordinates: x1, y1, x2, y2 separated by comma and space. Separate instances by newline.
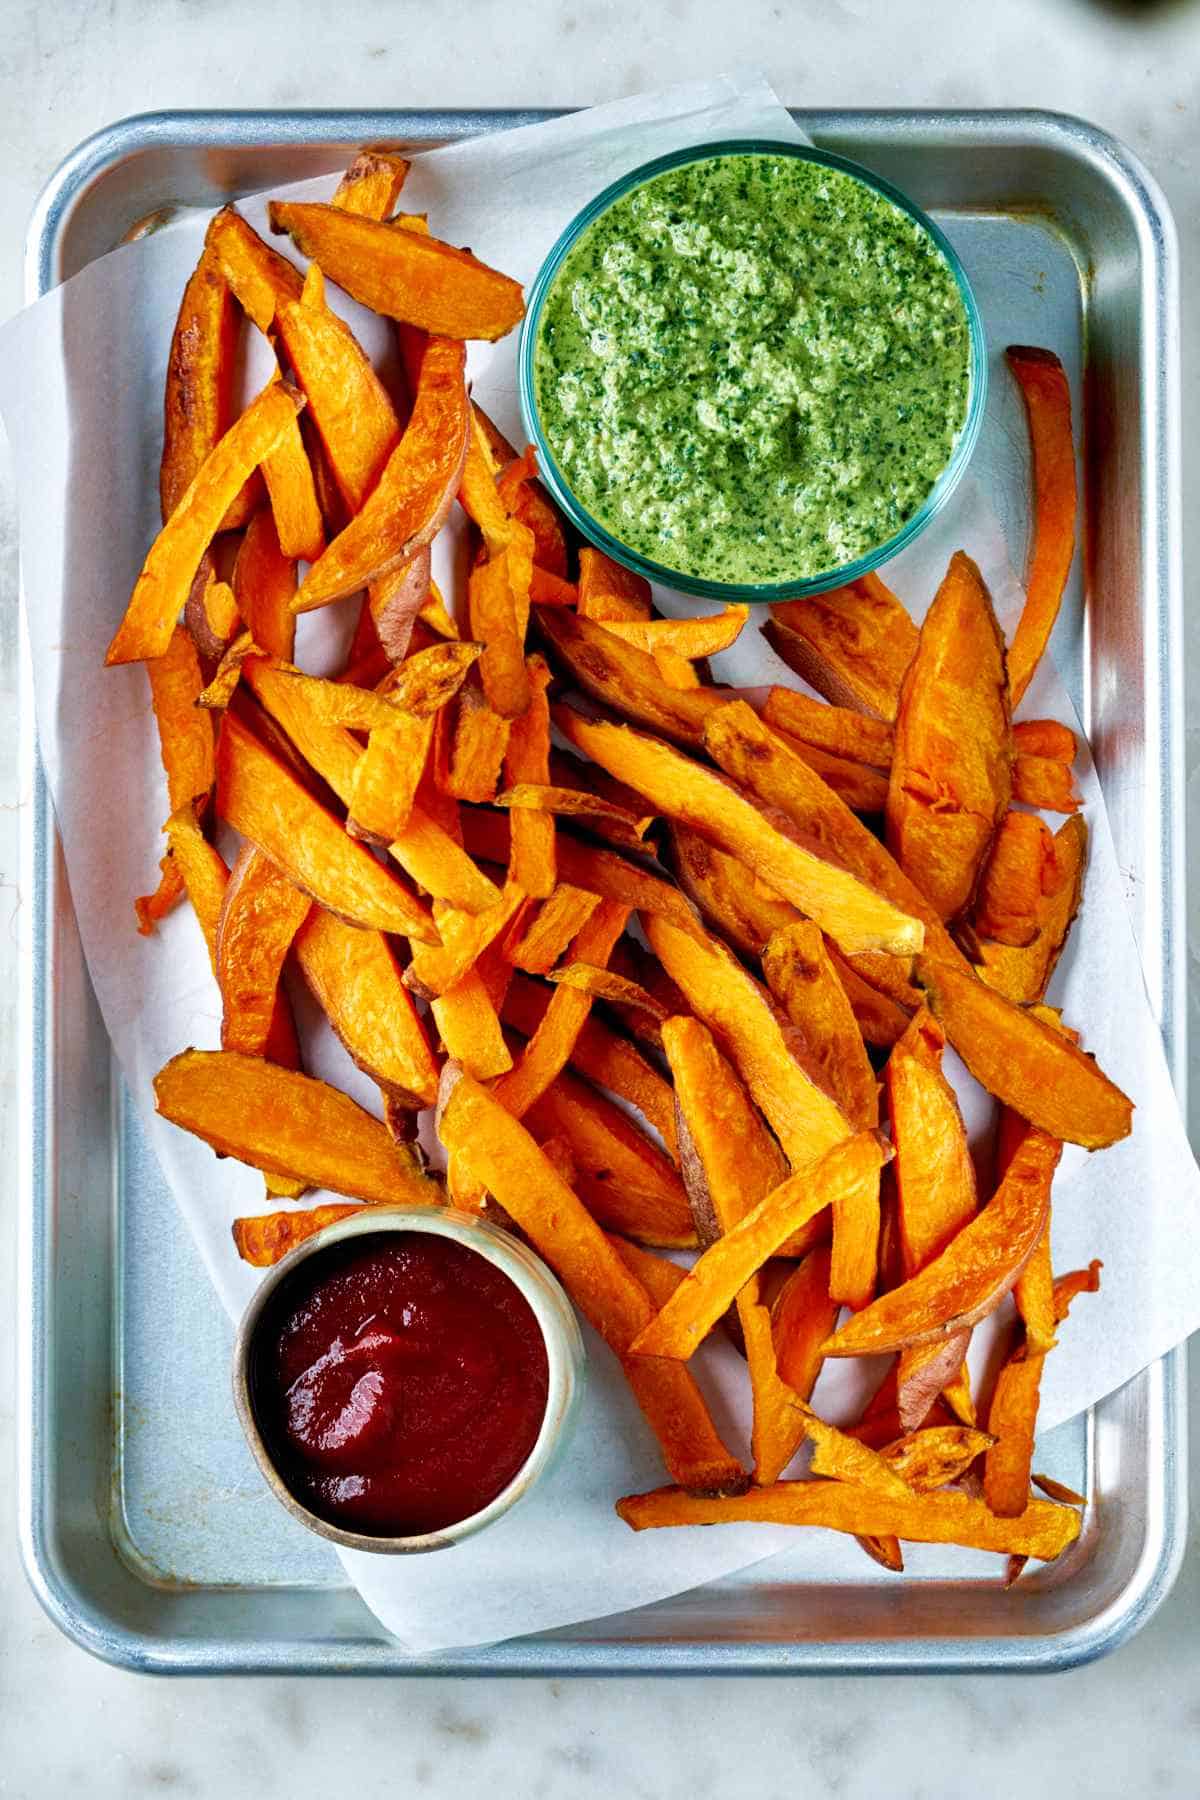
608, 1237, 687, 1307
885, 552, 1012, 921
976, 814, 1087, 1004
232, 507, 297, 661
260, 378, 325, 564
1032, 1473, 1086, 1507
762, 688, 894, 769
916, 954, 1131, 1148
1012, 753, 1081, 814
297, 337, 469, 610
347, 711, 433, 845
824, 942, 913, 1048
509, 886, 600, 974
497, 655, 556, 896
185, 562, 241, 663
161, 801, 229, 963
771, 1247, 838, 1398
368, 549, 433, 665
803, 1414, 913, 1496
547, 962, 670, 1019
763, 573, 917, 720
332, 146, 411, 218
882, 1424, 995, 1489
294, 905, 438, 1109
432, 972, 513, 1080
497, 451, 568, 578
160, 248, 247, 528
1014, 1212, 1058, 1357
886, 1009, 977, 1277
269, 201, 525, 340
984, 1347, 1045, 1518
630, 1133, 889, 1361
136, 625, 217, 931
107, 382, 305, 665
1013, 719, 1077, 762
156, 1048, 441, 1203
438, 1065, 741, 1493
469, 533, 534, 719
605, 606, 749, 660
576, 546, 653, 622
895, 1332, 973, 1434
232, 1203, 365, 1266
1054, 1260, 1102, 1321
616, 1481, 1080, 1560
205, 206, 304, 333
216, 710, 436, 940
668, 825, 798, 959
215, 845, 311, 1058
525, 1065, 694, 1247
1006, 346, 1077, 707
445, 680, 511, 802
547, 751, 657, 848
406, 882, 528, 1000
762, 922, 877, 1129
822, 1127, 1059, 1358
389, 807, 502, 914
766, 731, 890, 813
702, 701, 964, 966
974, 811, 1055, 946
497, 783, 651, 839
559, 707, 923, 958
537, 606, 718, 746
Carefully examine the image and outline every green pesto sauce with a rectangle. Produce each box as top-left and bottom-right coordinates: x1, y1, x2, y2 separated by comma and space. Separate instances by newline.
533, 152, 972, 585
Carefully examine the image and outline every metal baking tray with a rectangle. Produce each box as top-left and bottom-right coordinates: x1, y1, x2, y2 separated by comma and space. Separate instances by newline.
17, 108, 1187, 1674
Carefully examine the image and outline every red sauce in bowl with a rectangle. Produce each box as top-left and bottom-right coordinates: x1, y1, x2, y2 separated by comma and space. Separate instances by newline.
250, 1232, 550, 1538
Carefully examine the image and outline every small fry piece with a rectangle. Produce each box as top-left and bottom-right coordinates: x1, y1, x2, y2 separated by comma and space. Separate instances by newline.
886, 1009, 977, 1277
269, 201, 526, 341
233, 507, 297, 662
1012, 753, 1081, 814
496, 447, 568, 577
975, 812, 1055, 946
822, 1128, 1060, 1358
772, 1247, 838, 1398
510, 888, 601, 975
576, 546, 653, 622
881, 1425, 995, 1490
348, 711, 433, 845
185, 563, 241, 663
762, 687, 894, 769
503, 656, 556, 897
1054, 1260, 1103, 1321
1013, 719, 1077, 762
916, 955, 1132, 1148
259, 365, 325, 564
406, 882, 528, 1000
604, 606, 749, 660
294, 907, 437, 1109
107, 383, 305, 665
162, 802, 229, 962
616, 1482, 1080, 1562
445, 681, 511, 802
559, 706, 923, 958
764, 573, 917, 721
155, 1048, 441, 1204
976, 814, 1088, 1004
631, 1134, 890, 1361
438, 1065, 742, 1494
332, 146, 411, 218
233, 1204, 366, 1266
885, 552, 1012, 921
1006, 346, 1077, 707
216, 846, 311, 1057
216, 710, 436, 940
297, 337, 469, 610
763, 921, 877, 1130
1032, 1473, 1087, 1507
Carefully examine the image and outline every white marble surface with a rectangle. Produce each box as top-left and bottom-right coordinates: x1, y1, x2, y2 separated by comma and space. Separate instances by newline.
1, 3, 1198, 1794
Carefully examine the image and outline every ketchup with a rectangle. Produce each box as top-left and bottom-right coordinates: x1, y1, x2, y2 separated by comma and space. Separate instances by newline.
251, 1233, 549, 1537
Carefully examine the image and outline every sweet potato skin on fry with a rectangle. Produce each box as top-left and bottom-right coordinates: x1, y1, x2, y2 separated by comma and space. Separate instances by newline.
160, 249, 242, 527
764, 573, 917, 721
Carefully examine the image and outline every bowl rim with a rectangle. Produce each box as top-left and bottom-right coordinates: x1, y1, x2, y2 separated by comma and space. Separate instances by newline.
518, 135, 988, 602
231, 1205, 585, 1555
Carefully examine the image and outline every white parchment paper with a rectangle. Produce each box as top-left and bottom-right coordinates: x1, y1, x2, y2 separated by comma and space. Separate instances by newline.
2, 74, 1197, 1653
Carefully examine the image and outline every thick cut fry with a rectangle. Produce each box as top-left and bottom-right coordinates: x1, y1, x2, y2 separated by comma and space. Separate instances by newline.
297, 337, 469, 610
389, 805, 502, 914
762, 688, 894, 769
503, 975, 677, 1155
975, 811, 1054, 946
886, 1009, 977, 1277
294, 906, 438, 1108
469, 533, 534, 719
1012, 753, 1081, 814
976, 814, 1087, 1003
275, 263, 401, 514
984, 1348, 1044, 1517
764, 573, 917, 720
332, 146, 411, 218
490, 901, 629, 1118
107, 383, 305, 665
462, 808, 706, 941
669, 825, 798, 959
160, 249, 242, 526
885, 552, 1012, 921
260, 380, 325, 564
525, 1065, 693, 1247
631, 1134, 890, 1361
917, 954, 1131, 1148
663, 1015, 803, 1482
825, 942, 913, 1048
503, 655, 556, 896
216, 846, 311, 1057
1013, 719, 1077, 762
216, 711, 436, 940
763, 922, 877, 1129
538, 606, 719, 745
445, 681, 511, 802
432, 972, 513, 1079
233, 1204, 365, 1266
706, 703, 969, 978
767, 731, 890, 813
771, 1247, 838, 1398
559, 706, 923, 958
233, 508, 297, 661
576, 546, 653, 622
406, 882, 527, 1000
156, 1049, 441, 1204
438, 1065, 741, 1493
510, 886, 600, 974
269, 201, 525, 340
646, 917, 852, 1174
547, 962, 669, 1019
205, 206, 304, 332
348, 711, 433, 845
822, 1128, 1060, 1358
1006, 346, 1077, 707
605, 606, 749, 660
617, 1482, 1080, 1560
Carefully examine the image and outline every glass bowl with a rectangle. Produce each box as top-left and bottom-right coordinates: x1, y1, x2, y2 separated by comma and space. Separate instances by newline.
518, 138, 987, 602
232, 1206, 585, 1555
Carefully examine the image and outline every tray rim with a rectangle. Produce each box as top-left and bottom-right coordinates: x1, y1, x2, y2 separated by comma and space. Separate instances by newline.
15, 103, 1188, 1678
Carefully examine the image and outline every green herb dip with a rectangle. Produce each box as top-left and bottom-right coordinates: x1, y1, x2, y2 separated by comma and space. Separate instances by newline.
532, 151, 973, 586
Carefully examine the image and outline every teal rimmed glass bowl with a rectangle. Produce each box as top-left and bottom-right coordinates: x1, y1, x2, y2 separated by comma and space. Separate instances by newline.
518, 138, 987, 602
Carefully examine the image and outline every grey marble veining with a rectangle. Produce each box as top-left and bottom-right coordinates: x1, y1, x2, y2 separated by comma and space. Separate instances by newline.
1, 2, 1199, 1795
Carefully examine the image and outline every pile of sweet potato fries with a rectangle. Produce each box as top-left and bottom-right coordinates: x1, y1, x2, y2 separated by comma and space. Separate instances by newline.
108, 144, 1125, 1576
